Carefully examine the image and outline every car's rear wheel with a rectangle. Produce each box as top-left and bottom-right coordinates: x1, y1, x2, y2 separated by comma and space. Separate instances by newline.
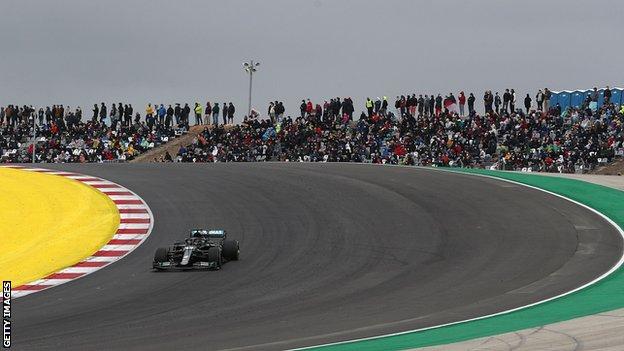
207, 247, 222, 269
222, 240, 239, 261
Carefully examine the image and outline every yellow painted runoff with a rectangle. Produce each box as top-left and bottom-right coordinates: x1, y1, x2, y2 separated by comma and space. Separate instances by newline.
0, 168, 119, 287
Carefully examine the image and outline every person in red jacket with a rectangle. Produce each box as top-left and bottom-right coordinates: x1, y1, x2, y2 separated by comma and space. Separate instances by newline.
306, 99, 313, 117
458, 91, 466, 117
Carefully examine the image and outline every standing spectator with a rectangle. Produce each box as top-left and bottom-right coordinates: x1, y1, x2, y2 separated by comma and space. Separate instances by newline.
394, 96, 401, 117
300, 100, 307, 117
37, 108, 44, 125
590, 87, 599, 102
536, 89, 544, 111
434, 94, 442, 117
222, 102, 229, 125
212, 102, 220, 126
118, 103, 124, 125
503, 89, 511, 113
524, 94, 532, 113
305, 99, 313, 118
145, 103, 155, 120
458, 91, 466, 117
158, 104, 166, 125
194, 102, 203, 125
166, 104, 174, 127
227, 102, 235, 124
544, 88, 551, 112
428, 94, 434, 116
408, 95, 416, 116
374, 97, 381, 115
174, 103, 181, 125
366, 97, 374, 118
111, 104, 118, 129
417, 95, 425, 116
510, 89, 516, 112
182, 103, 191, 128
268, 102, 276, 123
381, 96, 388, 116
483, 91, 493, 114
126, 104, 134, 126
45, 106, 52, 124
276, 101, 285, 122
604, 86, 612, 104
205, 102, 212, 125
467, 93, 475, 115
99, 102, 107, 123
92, 104, 99, 122
494, 92, 501, 114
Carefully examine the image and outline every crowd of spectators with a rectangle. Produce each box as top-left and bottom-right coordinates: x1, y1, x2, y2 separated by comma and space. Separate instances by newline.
0, 103, 179, 163
3, 87, 623, 172
178, 87, 624, 174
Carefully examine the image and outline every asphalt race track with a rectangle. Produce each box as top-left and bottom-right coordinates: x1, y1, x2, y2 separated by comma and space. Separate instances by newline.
12, 163, 623, 351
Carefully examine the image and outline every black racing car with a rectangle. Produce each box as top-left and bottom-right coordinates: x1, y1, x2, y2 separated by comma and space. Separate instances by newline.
153, 229, 239, 270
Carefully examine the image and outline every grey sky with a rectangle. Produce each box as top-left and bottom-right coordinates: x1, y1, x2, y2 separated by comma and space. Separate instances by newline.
1, 0, 622, 119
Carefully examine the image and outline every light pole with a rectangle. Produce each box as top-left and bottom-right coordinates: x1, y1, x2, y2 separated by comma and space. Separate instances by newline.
243, 60, 260, 118
32, 110, 36, 163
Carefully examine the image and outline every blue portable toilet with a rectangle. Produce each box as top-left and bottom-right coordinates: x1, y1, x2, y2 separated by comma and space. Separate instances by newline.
597, 89, 605, 108
570, 90, 585, 108
558, 91, 571, 110
550, 91, 559, 108
610, 87, 623, 106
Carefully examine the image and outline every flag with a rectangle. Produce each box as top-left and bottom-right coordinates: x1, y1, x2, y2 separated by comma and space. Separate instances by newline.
444, 97, 457, 113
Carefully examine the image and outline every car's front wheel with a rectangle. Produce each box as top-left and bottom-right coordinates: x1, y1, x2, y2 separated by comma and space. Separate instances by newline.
222, 240, 240, 261
207, 247, 222, 269
154, 247, 169, 262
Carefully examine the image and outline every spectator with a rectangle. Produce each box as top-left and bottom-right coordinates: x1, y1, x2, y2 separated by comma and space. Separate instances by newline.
536, 89, 544, 111
524, 94, 532, 113
228, 102, 235, 124
544, 88, 551, 112
194, 102, 203, 125
604, 86, 612, 104
212, 103, 220, 126
467, 93, 475, 115
503, 89, 511, 113
458, 91, 466, 117
222, 103, 228, 125
205, 102, 212, 125
494, 92, 501, 114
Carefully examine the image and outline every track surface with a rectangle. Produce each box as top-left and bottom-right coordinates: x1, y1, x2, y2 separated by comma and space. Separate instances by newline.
12, 163, 623, 351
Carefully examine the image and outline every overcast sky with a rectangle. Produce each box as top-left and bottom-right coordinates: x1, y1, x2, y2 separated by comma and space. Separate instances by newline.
1, 0, 622, 119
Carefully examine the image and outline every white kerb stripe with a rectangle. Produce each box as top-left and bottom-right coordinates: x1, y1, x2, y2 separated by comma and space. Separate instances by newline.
118, 223, 150, 230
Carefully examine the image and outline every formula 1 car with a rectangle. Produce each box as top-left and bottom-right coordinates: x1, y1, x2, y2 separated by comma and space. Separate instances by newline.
153, 229, 239, 270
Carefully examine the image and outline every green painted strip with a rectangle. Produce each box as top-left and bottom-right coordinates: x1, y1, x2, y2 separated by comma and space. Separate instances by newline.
302, 168, 624, 351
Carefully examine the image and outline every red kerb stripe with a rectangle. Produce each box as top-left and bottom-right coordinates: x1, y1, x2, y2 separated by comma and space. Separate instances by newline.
116, 228, 148, 234
91, 184, 121, 188
120, 218, 150, 224
46, 272, 85, 279
108, 239, 141, 245
101, 191, 133, 196
118, 208, 148, 214
93, 250, 128, 257
73, 261, 108, 268
13, 285, 50, 291
113, 199, 143, 205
